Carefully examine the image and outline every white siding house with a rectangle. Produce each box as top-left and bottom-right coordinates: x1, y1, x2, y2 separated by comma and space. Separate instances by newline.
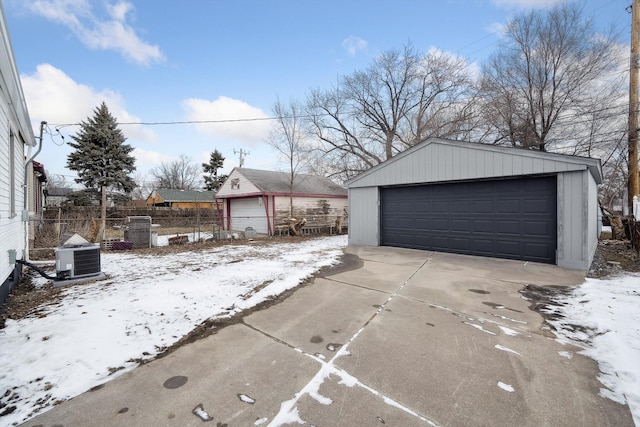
347, 138, 602, 271
1, 4, 37, 303
216, 168, 348, 235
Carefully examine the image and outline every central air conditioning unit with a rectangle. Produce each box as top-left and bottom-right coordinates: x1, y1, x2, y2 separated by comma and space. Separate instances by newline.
55, 244, 102, 280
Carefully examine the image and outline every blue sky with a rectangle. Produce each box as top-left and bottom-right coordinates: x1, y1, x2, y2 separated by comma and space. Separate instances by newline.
2, 0, 630, 187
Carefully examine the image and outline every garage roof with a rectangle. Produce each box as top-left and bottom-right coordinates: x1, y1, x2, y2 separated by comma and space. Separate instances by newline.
347, 138, 603, 188
220, 168, 347, 197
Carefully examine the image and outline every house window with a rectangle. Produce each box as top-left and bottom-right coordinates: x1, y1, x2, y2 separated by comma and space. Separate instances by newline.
231, 178, 240, 190
9, 130, 15, 217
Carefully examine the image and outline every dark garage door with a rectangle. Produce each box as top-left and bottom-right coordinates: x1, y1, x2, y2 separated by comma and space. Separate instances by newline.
380, 176, 557, 264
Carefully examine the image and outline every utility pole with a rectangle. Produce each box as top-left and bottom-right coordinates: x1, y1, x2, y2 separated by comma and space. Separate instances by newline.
629, 0, 639, 213
234, 148, 249, 168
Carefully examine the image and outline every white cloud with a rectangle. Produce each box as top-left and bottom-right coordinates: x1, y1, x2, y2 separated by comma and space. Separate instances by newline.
181, 96, 271, 145
25, 0, 164, 65
132, 147, 173, 171
427, 46, 481, 82
486, 21, 507, 36
342, 35, 367, 56
21, 63, 157, 144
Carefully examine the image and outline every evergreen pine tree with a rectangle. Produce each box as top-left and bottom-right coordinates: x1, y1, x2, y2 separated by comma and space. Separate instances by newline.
202, 149, 227, 191
67, 102, 136, 194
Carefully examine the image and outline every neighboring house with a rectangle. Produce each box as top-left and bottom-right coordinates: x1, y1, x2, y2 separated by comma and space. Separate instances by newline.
28, 161, 47, 245
45, 187, 74, 207
216, 167, 348, 235
347, 137, 602, 271
146, 189, 217, 209
1, 3, 38, 303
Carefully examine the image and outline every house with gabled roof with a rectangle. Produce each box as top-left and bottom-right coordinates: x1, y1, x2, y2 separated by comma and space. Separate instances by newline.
1, 3, 38, 304
216, 168, 348, 235
146, 189, 217, 209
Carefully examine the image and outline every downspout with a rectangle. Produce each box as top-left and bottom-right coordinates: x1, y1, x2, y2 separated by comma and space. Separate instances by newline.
23, 121, 53, 265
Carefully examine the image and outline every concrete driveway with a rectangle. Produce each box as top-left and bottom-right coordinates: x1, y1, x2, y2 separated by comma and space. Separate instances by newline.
23, 246, 634, 426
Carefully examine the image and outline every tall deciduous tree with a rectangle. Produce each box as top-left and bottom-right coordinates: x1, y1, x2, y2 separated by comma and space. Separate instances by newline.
266, 98, 309, 217
67, 102, 136, 240
305, 43, 476, 180
202, 150, 227, 191
151, 154, 201, 190
478, 3, 621, 152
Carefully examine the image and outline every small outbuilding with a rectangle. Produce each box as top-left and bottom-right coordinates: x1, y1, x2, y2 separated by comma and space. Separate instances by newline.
216, 168, 348, 235
146, 189, 217, 209
346, 138, 602, 270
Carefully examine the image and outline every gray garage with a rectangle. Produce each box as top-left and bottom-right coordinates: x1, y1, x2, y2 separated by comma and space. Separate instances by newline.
346, 138, 602, 270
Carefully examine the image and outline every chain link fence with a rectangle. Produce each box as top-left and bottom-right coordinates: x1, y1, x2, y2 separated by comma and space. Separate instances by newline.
30, 206, 346, 252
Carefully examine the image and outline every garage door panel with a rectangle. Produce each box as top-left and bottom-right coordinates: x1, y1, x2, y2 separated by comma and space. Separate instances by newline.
497, 220, 520, 235
230, 198, 267, 234
473, 220, 494, 233
523, 221, 551, 236
451, 219, 471, 231
381, 176, 557, 264
473, 200, 493, 213
497, 199, 520, 213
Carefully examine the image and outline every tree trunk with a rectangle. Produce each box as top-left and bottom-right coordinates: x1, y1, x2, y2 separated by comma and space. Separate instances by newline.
98, 185, 107, 243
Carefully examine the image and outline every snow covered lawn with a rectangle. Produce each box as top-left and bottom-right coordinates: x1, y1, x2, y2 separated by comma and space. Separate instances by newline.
0, 235, 347, 426
547, 274, 640, 426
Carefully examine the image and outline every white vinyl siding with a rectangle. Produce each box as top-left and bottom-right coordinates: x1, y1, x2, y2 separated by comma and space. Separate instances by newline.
0, 97, 26, 287
9, 130, 15, 217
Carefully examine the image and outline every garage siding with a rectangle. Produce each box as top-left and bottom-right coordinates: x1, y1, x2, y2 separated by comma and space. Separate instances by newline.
380, 176, 557, 264
348, 187, 379, 246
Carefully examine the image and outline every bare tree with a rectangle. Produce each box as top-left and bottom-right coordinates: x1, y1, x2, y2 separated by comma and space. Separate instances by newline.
130, 172, 154, 200
305, 43, 476, 180
478, 3, 621, 152
266, 98, 309, 217
151, 154, 201, 190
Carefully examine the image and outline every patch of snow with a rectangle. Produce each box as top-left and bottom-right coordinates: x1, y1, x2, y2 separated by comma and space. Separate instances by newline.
498, 326, 519, 336
547, 274, 640, 426
495, 344, 521, 356
490, 313, 528, 324
192, 403, 213, 421
238, 394, 256, 404
268, 400, 305, 426
497, 382, 515, 392
254, 417, 269, 425
0, 236, 348, 426
463, 322, 497, 335
558, 351, 573, 359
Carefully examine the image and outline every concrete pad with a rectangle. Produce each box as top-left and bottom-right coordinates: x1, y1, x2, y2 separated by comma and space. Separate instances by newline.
346, 244, 432, 267
426, 251, 586, 286
294, 374, 435, 426
245, 278, 391, 358
325, 258, 422, 292
22, 324, 321, 427
335, 296, 633, 426
401, 266, 544, 331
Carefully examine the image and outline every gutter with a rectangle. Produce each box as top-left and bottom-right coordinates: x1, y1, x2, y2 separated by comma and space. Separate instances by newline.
23, 121, 54, 265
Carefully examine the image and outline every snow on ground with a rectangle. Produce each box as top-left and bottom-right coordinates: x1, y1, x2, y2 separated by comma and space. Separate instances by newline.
546, 274, 640, 426
0, 235, 347, 426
